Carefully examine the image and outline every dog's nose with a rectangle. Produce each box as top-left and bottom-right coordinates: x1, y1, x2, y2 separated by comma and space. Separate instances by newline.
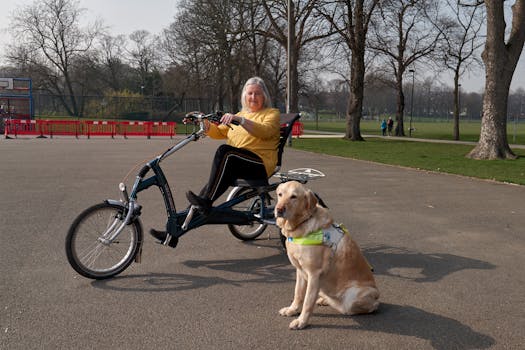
275, 206, 285, 217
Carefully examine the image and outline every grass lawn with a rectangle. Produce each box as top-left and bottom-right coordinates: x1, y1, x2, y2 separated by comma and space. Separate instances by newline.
292, 137, 525, 186
302, 119, 525, 145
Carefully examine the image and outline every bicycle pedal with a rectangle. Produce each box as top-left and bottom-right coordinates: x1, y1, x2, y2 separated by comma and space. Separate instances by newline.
162, 235, 179, 248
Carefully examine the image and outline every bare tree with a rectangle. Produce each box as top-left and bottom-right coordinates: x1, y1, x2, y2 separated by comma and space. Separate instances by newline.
437, 0, 485, 140
261, 0, 334, 113
9, 0, 101, 116
467, 0, 525, 159
163, 0, 258, 111
128, 30, 161, 96
370, 0, 442, 136
317, 0, 380, 140
97, 34, 129, 92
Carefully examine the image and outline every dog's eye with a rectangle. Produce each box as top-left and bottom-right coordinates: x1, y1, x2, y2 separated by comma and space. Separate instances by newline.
290, 194, 297, 199
277, 192, 282, 197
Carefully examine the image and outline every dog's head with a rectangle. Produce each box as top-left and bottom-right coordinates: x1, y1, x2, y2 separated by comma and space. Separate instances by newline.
275, 181, 318, 226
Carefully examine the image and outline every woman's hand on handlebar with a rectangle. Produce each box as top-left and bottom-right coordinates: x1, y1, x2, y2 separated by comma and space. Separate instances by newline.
221, 113, 241, 126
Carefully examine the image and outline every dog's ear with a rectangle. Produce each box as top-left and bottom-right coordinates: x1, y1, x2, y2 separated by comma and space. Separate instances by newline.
306, 189, 318, 213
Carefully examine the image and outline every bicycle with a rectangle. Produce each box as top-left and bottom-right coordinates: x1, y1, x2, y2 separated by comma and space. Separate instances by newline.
65, 111, 325, 280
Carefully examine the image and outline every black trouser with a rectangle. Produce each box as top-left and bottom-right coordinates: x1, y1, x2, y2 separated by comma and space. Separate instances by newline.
199, 144, 267, 202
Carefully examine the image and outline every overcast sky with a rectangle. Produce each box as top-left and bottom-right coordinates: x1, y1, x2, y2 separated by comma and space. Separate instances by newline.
1, 0, 524, 94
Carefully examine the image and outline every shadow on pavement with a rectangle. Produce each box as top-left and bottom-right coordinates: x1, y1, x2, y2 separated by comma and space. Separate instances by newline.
364, 245, 496, 283
91, 252, 292, 292
315, 303, 495, 350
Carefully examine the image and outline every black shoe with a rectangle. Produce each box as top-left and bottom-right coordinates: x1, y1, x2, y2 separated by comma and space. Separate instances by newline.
186, 191, 212, 211
149, 228, 167, 241
149, 229, 178, 248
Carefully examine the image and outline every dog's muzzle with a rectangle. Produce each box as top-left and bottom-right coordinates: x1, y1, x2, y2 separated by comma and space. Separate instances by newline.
275, 206, 286, 218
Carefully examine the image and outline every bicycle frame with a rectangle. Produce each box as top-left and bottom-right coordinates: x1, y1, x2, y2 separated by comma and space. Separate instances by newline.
106, 112, 323, 247
65, 111, 327, 280
108, 115, 276, 245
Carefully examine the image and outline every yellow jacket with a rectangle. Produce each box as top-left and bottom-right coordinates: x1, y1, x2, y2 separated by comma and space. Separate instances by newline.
206, 108, 281, 176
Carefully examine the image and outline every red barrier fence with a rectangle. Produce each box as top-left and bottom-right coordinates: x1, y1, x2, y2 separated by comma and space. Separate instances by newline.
290, 122, 303, 137
3, 119, 177, 139
3, 118, 303, 139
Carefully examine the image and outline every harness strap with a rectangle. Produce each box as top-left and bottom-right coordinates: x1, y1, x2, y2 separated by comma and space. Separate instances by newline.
287, 223, 374, 272
287, 223, 349, 249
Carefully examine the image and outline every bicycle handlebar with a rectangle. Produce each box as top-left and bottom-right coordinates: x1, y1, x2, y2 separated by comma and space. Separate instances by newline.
184, 111, 240, 128
154, 111, 235, 163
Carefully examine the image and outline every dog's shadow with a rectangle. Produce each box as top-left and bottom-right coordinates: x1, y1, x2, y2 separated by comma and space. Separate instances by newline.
364, 244, 496, 282
314, 303, 495, 350
94, 243, 496, 292
92, 244, 496, 348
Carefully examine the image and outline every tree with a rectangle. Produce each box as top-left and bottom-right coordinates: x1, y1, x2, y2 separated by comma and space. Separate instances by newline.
163, 0, 256, 111
467, 0, 525, 159
318, 0, 380, 140
437, 0, 485, 140
128, 30, 161, 96
9, 0, 101, 116
97, 34, 129, 92
261, 0, 334, 113
370, 0, 442, 136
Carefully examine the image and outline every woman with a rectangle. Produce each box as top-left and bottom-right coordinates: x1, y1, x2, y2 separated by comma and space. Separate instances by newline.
150, 77, 280, 241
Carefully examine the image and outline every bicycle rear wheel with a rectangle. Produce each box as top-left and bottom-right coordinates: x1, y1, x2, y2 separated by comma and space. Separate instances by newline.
227, 187, 271, 241
65, 202, 142, 280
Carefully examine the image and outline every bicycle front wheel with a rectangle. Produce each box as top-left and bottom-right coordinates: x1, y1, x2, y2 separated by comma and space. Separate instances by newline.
227, 187, 271, 241
65, 202, 142, 280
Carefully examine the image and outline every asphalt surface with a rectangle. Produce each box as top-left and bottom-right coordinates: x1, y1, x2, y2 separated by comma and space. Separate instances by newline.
1, 135, 524, 350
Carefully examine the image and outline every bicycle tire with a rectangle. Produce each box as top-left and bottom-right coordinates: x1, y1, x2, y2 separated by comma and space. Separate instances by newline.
227, 187, 271, 241
65, 202, 142, 280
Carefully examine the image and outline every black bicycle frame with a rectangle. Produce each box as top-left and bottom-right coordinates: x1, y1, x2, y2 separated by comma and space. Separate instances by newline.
129, 132, 275, 239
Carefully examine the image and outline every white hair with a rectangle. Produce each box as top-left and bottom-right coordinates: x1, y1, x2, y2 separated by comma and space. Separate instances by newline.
241, 77, 272, 110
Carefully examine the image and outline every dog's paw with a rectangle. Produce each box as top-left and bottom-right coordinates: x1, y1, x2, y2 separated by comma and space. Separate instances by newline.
316, 296, 329, 306
289, 318, 308, 330
279, 306, 299, 317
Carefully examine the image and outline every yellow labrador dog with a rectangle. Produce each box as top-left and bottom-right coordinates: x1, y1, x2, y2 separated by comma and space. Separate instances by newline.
275, 181, 379, 330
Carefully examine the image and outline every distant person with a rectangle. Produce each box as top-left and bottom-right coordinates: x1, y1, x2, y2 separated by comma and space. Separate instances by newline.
387, 117, 394, 136
380, 119, 387, 136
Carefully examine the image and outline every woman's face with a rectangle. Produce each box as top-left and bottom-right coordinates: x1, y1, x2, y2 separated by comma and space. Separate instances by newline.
245, 84, 265, 112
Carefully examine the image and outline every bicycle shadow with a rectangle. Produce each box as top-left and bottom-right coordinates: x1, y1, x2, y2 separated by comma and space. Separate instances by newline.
313, 303, 495, 350
363, 244, 496, 282
93, 243, 496, 292
92, 251, 293, 293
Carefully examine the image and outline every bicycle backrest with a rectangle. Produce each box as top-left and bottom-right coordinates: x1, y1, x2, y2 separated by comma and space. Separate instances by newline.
276, 113, 301, 171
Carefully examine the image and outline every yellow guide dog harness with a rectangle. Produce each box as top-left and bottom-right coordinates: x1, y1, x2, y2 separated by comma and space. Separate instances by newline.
287, 223, 374, 271
287, 223, 349, 250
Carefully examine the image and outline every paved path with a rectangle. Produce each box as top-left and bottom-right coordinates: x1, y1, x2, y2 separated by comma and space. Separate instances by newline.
302, 129, 525, 149
1, 136, 524, 349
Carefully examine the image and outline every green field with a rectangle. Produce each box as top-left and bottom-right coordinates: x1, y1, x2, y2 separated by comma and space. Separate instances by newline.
298, 116, 525, 186
302, 119, 525, 145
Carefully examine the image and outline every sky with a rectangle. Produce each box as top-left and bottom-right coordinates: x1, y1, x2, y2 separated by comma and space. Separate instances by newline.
0, 0, 524, 94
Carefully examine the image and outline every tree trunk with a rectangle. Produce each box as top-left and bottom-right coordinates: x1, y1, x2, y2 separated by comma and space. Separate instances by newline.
395, 74, 406, 136
467, 0, 525, 160
345, 46, 366, 141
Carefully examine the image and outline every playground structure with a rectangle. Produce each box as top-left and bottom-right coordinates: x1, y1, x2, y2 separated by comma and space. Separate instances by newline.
0, 78, 33, 119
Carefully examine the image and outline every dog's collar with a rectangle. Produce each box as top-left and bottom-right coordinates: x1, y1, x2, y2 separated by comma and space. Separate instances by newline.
287, 223, 349, 248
